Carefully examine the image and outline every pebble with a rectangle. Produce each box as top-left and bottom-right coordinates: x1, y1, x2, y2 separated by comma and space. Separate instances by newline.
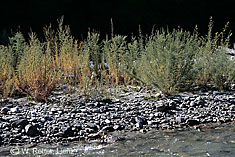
156, 104, 169, 112
12, 119, 29, 128
25, 124, 41, 137
0, 87, 234, 146
105, 119, 111, 124
10, 106, 20, 113
1, 107, 9, 114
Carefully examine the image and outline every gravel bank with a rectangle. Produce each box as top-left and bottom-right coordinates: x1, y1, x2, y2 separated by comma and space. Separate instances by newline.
0, 86, 234, 146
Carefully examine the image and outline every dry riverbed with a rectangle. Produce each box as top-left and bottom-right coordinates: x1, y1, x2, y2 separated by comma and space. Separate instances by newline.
0, 85, 234, 146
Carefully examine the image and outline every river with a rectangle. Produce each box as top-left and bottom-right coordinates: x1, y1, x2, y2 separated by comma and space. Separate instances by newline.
1, 122, 234, 157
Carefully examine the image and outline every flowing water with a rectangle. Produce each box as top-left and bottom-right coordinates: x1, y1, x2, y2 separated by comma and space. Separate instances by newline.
1, 122, 235, 157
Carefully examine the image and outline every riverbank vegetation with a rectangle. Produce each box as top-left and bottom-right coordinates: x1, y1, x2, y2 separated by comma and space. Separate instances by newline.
0, 17, 234, 102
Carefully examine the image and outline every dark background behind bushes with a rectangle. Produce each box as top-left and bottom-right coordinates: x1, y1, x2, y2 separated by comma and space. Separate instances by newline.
1, 0, 235, 44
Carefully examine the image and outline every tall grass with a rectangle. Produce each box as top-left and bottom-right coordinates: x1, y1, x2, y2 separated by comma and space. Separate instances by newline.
0, 17, 234, 101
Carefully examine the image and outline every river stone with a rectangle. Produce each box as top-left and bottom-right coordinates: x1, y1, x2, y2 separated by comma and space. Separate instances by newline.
50, 107, 57, 113
155, 92, 163, 98
213, 91, 220, 95
93, 108, 101, 113
139, 129, 147, 133
230, 100, 235, 105
0, 85, 235, 147
86, 123, 98, 130
103, 135, 120, 143
176, 117, 185, 123
195, 96, 202, 101
0, 136, 3, 144
169, 101, 177, 110
87, 132, 101, 140
10, 106, 20, 113
113, 125, 124, 131
105, 119, 111, 124
81, 109, 88, 113
156, 104, 169, 112
12, 119, 29, 128
62, 126, 74, 137
136, 122, 143, 129
45, 116, 53, 121
1, 122, 9, 129
30, 110, 38, 116
135, 117, 144, 123
102, 126, 115, 132
40, 118, 46, 123
186, 119, 200, 126
147, 121, 153, 125
57, 117, 67, 122
54, 132, 64, 137
25, 124, 41, 137
9, 138, 17, 144
5, 104, 13, 108
190, 101, 196, 107
1, 107, 10, 114
85, 128, 95, 134
73, 124, 82, 131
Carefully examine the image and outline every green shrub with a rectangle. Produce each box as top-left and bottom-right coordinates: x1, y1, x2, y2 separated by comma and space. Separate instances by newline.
8, 32, 26, 70
124, 36, 141, 85
139, 28, 199, 94
1, 16, 234, 101
0, 32, 26, 97
194, 17, 233, 90
0, 46, 14, 97
102, 35, 128, 86
77, 33, 96, 90
209, 47, 234, 90
54, 17, 78, 85
15, 33, 60, 102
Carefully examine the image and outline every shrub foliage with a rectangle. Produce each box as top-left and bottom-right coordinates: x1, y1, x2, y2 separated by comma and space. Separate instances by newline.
139, 28, 199, 94
0, 17, 234, 101
0, 46, 14, 97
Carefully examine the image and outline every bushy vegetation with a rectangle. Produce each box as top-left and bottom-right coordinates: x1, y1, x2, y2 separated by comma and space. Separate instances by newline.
138, 28, 199, 94
194, 17, 234, 90
15, 33, 60, 102
0, 45, 14, 97
0, 17, 234, 101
